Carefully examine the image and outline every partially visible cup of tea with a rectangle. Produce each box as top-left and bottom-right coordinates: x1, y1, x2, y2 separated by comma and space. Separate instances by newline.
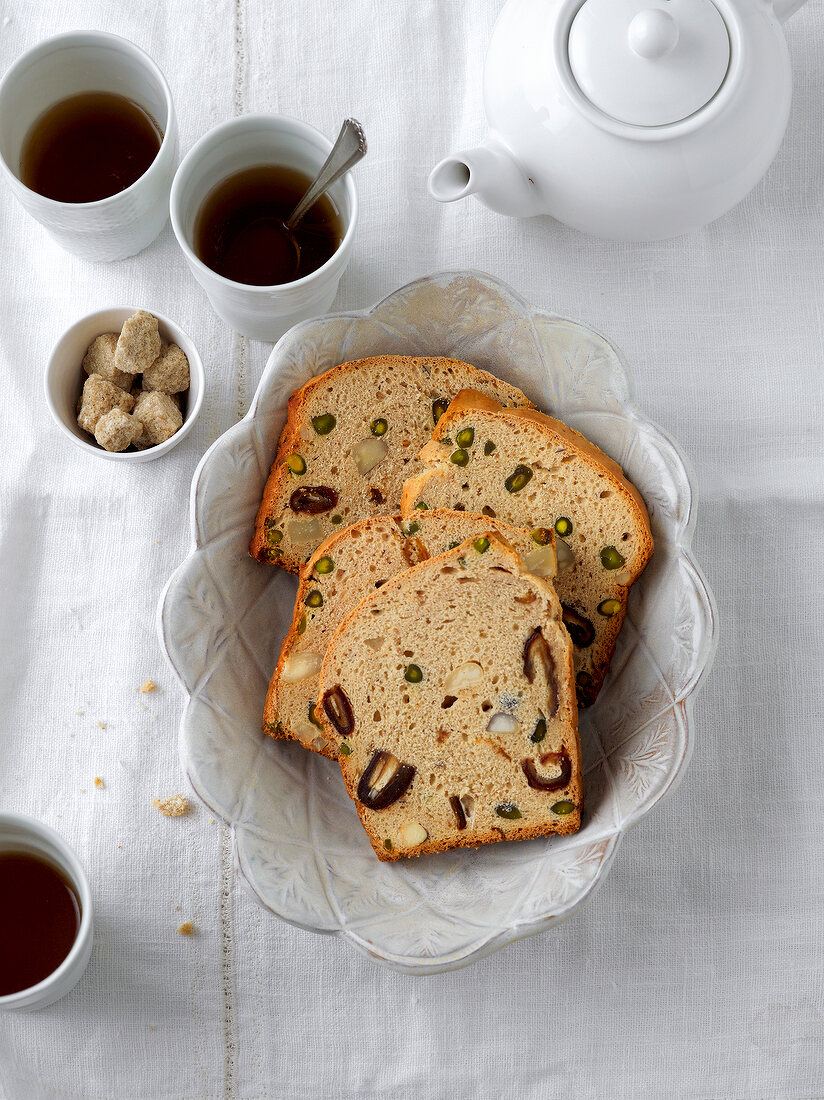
170, 114, 358, 341
0, 31, 177, 262
0, 813, 93, 1012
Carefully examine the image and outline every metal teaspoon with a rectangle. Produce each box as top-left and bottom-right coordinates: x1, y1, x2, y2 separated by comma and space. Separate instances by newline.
286, 118, 367, 232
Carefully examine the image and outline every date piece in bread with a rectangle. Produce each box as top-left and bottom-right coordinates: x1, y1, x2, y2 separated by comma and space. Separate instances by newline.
264, 510, 557, 760
250, 356, 533, 572
316, 534, 580, 860
401, 390, 653, 707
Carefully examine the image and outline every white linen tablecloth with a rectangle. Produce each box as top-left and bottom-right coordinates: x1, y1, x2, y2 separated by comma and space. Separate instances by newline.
1, 1, 823, 1097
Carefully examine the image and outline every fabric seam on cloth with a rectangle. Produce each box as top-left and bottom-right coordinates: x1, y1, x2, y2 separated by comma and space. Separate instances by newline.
220, 823, 239, 1100
232, 0, 250, 422
217, 4, 248, 1100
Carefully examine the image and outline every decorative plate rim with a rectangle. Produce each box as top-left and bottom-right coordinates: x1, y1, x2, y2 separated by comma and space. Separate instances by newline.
157, 268, 719, 974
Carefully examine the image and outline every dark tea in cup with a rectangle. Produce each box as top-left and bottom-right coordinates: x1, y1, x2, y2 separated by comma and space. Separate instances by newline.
193, 164, 343, 286
0, 851, 81, 995
20, 90, 162, 203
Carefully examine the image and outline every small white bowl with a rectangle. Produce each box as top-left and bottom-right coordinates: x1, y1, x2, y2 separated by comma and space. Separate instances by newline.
0, 813, 93, 1012
45, 306, 205, 462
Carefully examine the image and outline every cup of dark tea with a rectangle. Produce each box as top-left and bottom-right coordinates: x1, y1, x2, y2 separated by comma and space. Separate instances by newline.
0, 31, 177, 262
170, 114, 358, 341
0, 813, 93, 1012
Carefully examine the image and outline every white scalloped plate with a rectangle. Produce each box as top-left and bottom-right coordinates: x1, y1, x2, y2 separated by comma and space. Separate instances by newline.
158, 271, 717, 973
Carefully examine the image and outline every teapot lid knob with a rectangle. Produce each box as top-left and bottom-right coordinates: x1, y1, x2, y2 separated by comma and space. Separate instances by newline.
628, 9, 679, 59
568, 0, 731, 128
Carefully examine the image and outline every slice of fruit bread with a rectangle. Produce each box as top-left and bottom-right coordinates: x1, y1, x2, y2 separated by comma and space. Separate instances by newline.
401, 390, 653, 707
250, 356, 533, 573
316, 534, 580, 861
263, 510, 556, 760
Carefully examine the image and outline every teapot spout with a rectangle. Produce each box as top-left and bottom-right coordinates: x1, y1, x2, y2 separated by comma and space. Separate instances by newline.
773, 0, 807, 20
428, 138, 543, 218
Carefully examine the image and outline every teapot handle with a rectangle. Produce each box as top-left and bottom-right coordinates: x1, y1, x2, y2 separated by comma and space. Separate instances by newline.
773, 0, 807, 21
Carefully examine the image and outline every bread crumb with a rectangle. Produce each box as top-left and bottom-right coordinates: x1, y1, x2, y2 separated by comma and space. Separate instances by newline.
141, 679, 158, 693
153, 794, 189, 817
94, 777, 104, 789
76, 711, 85, 716
208, 817, 215, 824
177, 921, 194, 936
174, 904, 181, 911
80, 788, 86, 793
98, 721, 106, 730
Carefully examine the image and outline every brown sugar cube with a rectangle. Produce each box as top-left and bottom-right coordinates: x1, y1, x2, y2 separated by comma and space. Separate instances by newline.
131, 384, 180, 410
77, 374, 135, 434
82, 333, 136, 390
142, 342, 190, 394
115, 310, 161, 375
133, 390, 183, 448
94, 408, 143, 452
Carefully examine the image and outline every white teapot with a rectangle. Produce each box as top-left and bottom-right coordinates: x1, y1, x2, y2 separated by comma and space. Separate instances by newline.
428, 0, 807, 240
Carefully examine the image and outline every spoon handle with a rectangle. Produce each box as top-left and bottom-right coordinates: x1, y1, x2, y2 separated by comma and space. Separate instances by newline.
286, 118, 367, 231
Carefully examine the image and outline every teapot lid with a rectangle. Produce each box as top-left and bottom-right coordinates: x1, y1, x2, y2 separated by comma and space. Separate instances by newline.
568, 0, 730, 127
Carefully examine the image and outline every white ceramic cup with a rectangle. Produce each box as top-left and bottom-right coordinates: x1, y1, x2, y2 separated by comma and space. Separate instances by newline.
0, 31, 178, 262
45, 306, 205, 463
0, 813, 93, 1012
170, 114, 358, 342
